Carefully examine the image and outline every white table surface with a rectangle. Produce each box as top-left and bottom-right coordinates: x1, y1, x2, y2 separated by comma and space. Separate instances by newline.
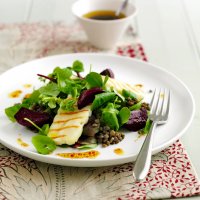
0, 0, 200, 199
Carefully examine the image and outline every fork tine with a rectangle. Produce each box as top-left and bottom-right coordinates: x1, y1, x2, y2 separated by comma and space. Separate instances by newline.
152, 89, 162, 115
159, 89, 165, 115
164, 90, 170, 118
150, 89, 156, 107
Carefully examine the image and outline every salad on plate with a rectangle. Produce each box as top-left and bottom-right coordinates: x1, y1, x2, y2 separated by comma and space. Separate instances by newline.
5, 60, 151, 155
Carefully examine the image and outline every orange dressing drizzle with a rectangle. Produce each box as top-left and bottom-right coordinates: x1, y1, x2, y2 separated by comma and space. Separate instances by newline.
23, 84, 32, 88
135, 84, 143, 88
24, 93, 31, 99
9, 90, 22, 98
114, 148, 124, 155
17, 138, 29, 147
57, 150, 100, 159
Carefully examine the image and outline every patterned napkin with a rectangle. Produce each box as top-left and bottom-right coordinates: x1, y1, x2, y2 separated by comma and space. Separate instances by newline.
0, 23, 200, 200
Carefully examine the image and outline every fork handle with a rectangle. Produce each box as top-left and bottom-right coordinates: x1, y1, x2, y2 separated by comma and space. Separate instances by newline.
133, 121, 157, 181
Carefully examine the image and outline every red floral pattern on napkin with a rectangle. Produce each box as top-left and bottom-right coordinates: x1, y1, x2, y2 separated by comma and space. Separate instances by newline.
0, 23, 200, 200
118, 141, 200, 199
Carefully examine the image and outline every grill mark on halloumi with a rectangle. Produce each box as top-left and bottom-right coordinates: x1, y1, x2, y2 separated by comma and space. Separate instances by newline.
53, 117, 84, 124
49, 125, 80, 132
50, 134, 66, 139
59, 109, 89, 115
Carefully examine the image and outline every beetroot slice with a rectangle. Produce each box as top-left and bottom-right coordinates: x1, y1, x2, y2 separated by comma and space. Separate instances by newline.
14, 107, 52, 128
78, 88, 104, 109
100, 68, 115, 78
124, 108, 148, 131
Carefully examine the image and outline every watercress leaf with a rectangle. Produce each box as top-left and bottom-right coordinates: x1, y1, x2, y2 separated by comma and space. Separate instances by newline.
23, 90, 40, 106
39, 124, 50, 135
40, 96, 60, 109
54, 67, 72, 79
77, 144, 97, 150
54, 67, 72, 92
101, 103, 119, 131
72, 60, 84, 72
92, 92, 116, 110
39, 82, 60, 97
86, 72, 103, 88
5, 104, 22, 122
71, 87, 78, 98
32, 135, 56, 155
122, 89, 137, 99
48, 99, 57, 109
118, 107, 131, 126
60, 98, 77, 111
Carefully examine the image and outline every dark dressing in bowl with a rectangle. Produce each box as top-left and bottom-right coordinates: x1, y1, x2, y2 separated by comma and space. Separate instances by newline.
83, 10, 126, 20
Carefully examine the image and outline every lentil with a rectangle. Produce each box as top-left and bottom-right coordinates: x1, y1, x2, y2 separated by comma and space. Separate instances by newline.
141, 102, 150, 111
126, 97, 138, 106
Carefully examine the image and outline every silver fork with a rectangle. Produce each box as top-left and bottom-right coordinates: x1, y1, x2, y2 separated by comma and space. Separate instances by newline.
133, 89, 170, 181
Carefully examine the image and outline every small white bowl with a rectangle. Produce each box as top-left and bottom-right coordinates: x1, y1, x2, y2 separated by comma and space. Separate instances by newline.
72, 0, 137, 49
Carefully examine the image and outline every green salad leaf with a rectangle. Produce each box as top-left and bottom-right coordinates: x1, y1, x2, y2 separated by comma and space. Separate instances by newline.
130, 101, 142, 110
92, 92, 116, 110
40, 96, 60, 109
122, 89, 137, 99
5, 104, 22, 122
72, 60, 84, 72
24, 90, 40, 105
101, 103, 119, 131
53, 67, 72, 92
118, 107, 131, 125
60, 98, 77, 111
86, 72, 103, 88
32, 135, 56, 154
39, 82, 60, 97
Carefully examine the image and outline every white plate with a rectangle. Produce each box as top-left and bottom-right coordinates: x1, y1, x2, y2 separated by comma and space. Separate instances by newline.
0, 53, 195, 167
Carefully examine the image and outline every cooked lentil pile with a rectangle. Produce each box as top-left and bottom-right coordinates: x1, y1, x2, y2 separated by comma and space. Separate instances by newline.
96, 125, 125, 147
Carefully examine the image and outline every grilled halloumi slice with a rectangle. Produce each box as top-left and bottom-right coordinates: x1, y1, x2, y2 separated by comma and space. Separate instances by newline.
48, 106, 91, 145
102, 76, 144, 101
